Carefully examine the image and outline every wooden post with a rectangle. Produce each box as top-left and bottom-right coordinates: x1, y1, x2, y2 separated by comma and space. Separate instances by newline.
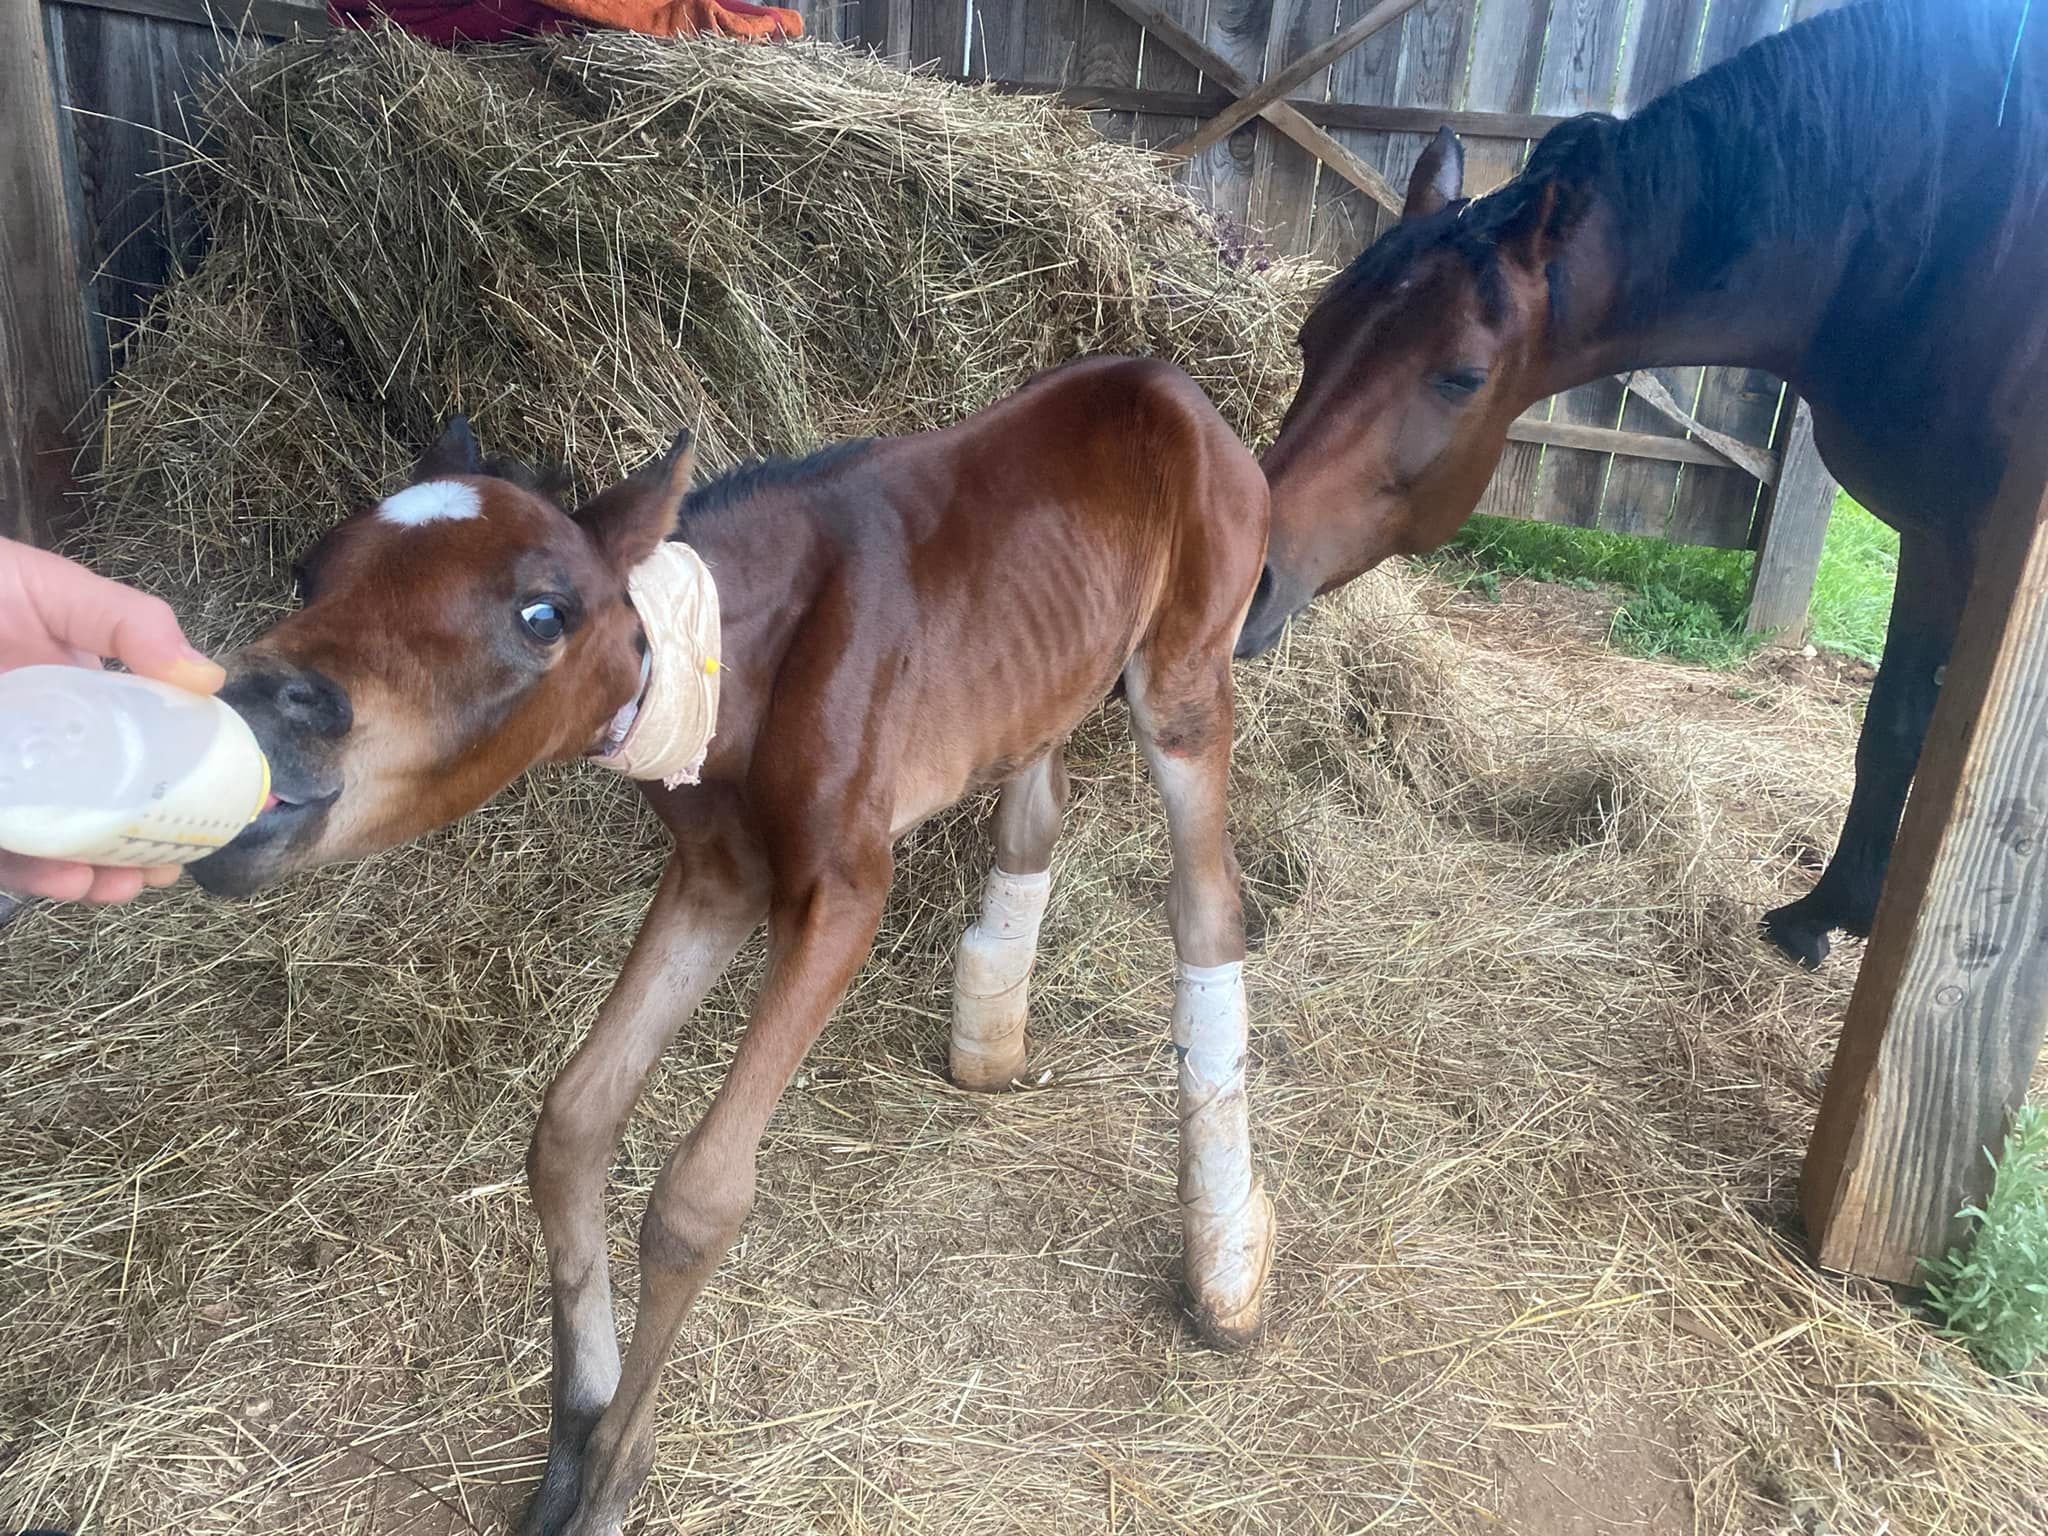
1, 0, 94, 548
1745, 397, 1837, 641
1801, 374, 2048, 1283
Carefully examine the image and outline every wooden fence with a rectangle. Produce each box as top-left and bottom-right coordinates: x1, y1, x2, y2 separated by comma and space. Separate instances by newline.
5, 0, 1845, 632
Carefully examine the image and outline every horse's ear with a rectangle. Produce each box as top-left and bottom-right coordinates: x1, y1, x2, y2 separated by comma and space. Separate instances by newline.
576, 430, 694, 570
1404, 127, 1464, 220
415, 416, 482, 480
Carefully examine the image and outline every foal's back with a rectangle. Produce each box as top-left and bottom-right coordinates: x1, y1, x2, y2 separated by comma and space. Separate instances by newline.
684, 356, 1269, 832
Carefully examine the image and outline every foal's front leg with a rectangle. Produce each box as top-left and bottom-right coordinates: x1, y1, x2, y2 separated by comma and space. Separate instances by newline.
555, 851, 891, 1536
524, 810, 767, 1536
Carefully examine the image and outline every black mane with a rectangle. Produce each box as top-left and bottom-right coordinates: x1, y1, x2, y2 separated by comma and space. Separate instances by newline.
1317, 0, 2045, 328
674, 437, 875, 536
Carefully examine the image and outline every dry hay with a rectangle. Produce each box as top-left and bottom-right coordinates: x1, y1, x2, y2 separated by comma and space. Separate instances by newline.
8, 25, 2048, 1536
90, 27, 1315, 643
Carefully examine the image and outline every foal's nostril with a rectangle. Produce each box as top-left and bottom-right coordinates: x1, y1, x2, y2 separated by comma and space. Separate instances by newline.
273, 670, 353, 738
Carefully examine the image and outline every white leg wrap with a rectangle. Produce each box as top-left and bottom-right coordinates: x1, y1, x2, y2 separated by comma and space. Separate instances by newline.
950, 867, 1051, 1091
1173, 960, 1274, 1344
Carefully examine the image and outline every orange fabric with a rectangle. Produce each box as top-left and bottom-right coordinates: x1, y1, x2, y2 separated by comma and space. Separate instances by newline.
543, 0, 801, 38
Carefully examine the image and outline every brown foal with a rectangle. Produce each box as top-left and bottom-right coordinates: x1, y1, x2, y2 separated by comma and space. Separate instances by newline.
191, 355, 1273, 1536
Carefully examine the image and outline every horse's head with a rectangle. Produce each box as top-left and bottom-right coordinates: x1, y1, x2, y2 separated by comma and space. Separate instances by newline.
191, 420, 692, 897
1240, 126, 1608, 655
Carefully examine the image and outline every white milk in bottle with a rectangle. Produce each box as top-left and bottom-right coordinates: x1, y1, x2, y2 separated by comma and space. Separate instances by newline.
0, 666, 270, 867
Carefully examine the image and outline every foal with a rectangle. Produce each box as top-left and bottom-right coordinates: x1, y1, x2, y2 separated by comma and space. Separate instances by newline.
191, 355, 1274, 1536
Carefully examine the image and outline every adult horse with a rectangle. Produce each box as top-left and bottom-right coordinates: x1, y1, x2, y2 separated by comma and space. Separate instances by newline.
1239, 0, 2048, 969
189, 356, 1273, 1536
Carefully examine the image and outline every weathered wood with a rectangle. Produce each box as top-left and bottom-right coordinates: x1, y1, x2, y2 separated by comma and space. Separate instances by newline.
50, 0, 323, 38
1622, 371, 1776, 483
1802, 384, 2048, 1284
1368, 0, 1469, 259
960, 80, 1566, 139
1599, 0, 1708, 529
1164, 0, 1426, 159
1505, 415, 1758, 470
859, 0, 911, 59
1094, 0, 1404, 213
1298, 0, 1392, 262
1744, 398, 1835, 639
1247, 0, 1342, 254
1530, 0, 1632, 528
3, 0, 94, 546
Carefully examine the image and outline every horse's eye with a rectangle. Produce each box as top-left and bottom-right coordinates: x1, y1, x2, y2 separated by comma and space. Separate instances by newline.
1434, 368, 1488, 400
290, 564, 311, 605
519, 598, 567, 644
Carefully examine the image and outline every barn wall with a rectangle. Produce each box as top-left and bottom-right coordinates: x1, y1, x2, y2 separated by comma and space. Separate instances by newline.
7, 0, 1847, 609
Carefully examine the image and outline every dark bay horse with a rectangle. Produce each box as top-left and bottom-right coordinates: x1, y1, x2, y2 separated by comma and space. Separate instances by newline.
1241, 0, 2048, 969
189, 355, 1274, 1536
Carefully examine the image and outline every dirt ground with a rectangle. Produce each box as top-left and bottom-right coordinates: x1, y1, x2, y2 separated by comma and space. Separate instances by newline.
3, 567, 2043, 1536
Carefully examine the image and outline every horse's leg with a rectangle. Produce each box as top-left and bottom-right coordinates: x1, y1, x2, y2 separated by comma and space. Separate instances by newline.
521, 806, 767, 1536
1125, 648, 1273, 1349
950, 750, 1069, 1090
558, 850, 890, 1536
1763, 527, 1969, 968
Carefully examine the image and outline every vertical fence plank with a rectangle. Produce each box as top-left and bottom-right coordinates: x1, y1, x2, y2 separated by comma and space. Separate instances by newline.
1016, 0, 1083, 83
1249, 0, 1341, 254
1457, 0, 1546, 518
1306, 0, 1404, 264
1127, 0, 1205, 149
1529, 0, 1632, 529
1744, 397, 1835, 640
1364, 0, 1467, 252
3, 0, 94, 546
1596, 0, 1710, 533
1076, 0, 1147, 142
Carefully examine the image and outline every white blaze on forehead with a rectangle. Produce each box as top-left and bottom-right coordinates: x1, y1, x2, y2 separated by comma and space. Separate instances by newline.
377, 480, 482, 527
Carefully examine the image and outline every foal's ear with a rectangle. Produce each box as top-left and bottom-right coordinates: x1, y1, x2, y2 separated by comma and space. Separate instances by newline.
1404, 127, 1464, 221
575, 431, 695, 571
415, 416, 483, 480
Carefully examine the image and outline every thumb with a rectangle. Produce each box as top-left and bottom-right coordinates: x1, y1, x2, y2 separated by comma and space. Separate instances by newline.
106, 597, 226, 695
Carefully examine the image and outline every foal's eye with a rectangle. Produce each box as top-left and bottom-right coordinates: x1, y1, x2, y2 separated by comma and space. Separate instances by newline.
1434, 368, 1489, 400
290, 564, 311, 605
519, 598, 568, 644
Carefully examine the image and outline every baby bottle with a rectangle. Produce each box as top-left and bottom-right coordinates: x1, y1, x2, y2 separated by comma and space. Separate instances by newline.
0, 665, 270, 867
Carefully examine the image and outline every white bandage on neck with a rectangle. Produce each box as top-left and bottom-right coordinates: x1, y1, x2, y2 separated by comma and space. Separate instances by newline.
1173, 959, 1272, 1341
951, 867, 1052, 1091
593, 542, 722, 790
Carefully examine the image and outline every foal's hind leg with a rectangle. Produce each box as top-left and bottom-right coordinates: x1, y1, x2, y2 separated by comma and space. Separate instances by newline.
951, 751, 1069, 1090
1126, 650, 1273, 1348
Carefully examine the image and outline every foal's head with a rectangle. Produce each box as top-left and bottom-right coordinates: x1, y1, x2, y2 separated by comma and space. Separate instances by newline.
192, 420, 692, 896
1241, 126, 1610, 655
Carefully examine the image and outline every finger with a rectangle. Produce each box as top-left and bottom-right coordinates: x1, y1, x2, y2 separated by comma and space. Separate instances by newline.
82, 866, 149, 904
140, 864, 182, 888
0, 851, 97, 903
15, 543, 224, 693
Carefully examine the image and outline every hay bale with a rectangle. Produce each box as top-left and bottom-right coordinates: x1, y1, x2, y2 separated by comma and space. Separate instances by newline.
92, 28, 1317, 647
7, 28, 2048, 1536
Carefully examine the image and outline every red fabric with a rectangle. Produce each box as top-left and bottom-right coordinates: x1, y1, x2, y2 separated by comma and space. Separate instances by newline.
329, 0, 577, 44
329, 0, 803, 45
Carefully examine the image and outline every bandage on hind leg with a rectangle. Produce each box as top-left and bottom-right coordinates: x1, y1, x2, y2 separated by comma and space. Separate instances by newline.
950, 867, 1051, 1091
1174, 960, 1274, 1344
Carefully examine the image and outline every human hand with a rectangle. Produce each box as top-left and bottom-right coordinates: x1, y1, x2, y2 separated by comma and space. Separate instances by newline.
1, 537, 224, 904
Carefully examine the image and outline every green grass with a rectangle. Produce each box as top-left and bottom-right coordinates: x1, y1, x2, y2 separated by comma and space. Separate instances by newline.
1806, 495, 1899, 664
1923, 1105, 2048, 1380
1430, 489, 1899, 670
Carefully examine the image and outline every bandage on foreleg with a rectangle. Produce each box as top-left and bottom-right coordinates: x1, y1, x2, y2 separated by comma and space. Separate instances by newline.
950, 867, 1052, 1090
1174, 960, 1274, 1342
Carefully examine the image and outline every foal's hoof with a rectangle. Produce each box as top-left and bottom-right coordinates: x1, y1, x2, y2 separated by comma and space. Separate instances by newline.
1761, 899, 1834, 970
949, 1036, 1029, 1092
1187, 1186, 1276, 1351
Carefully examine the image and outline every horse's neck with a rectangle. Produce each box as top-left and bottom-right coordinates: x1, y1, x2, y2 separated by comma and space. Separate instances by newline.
1536, 187, 1832, 398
